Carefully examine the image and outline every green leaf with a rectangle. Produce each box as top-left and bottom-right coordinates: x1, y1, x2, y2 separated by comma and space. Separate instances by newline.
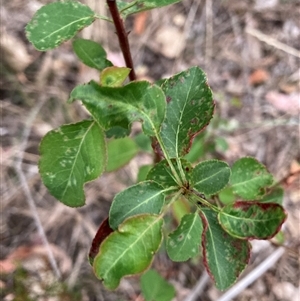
160, 66, 214, 158
106, 137, 138, 172
117, 0, 181, 18
26, 1, 96, 51
218, 201, 287, 240
72, 38, 112, 71
218, 186, 236, 205
200, 208, 251, 291
134, 133, 152, 152
93, 214, 163, 290
69, 80, 166, 136
39, 120, 106, 207
106, 126, 130, 139
166, 213, 202, 261
215, 137, 228, 153
137, 165, 153, 183
147, 158, 192, 189
109, 181, 169, 230
260, 187, 284, 205
100, 67, 131, 87
192, 160, 231, 195
171, 198, 191, 224
140, 269, 175, 301
184, 133, 206, 163
230, 157, 274, 200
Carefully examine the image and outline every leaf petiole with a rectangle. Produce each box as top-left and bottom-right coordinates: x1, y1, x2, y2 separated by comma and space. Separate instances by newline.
119, 0, 139, 14
156, 133, 183, 186
191, 189, 220, 212
95, 15, 113, 23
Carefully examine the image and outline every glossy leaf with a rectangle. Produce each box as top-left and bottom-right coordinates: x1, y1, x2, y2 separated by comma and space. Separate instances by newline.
218, 201, 287, 240
39, 120, 106, 207
230, 157, 274, 200
160, 66, 214, 158
26, 1, 95, 51
72, 38, 112, 71
260, 187, 284, 205
166, 213, 202, 261
69, 80, 166, 136
117, 0, 181, 18
89, 217, 113, 266
140, 269, 175, 301
200, 208, 251, 291
147, 158, 192, 189
106, 137, 138, 172
93, 214, 163, 290
100, 67, 131, 87
109, 181, 168, 230
192, 160, 231, 195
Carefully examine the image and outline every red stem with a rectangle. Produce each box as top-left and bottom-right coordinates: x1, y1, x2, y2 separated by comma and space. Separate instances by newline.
107, 0, 137, 81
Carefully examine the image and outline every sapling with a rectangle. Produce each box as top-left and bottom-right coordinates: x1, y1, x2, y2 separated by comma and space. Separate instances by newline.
25, 0, 287, 292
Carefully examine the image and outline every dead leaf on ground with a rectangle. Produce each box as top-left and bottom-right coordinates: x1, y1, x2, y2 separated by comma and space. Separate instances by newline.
265, 91, 300, 115
134, 12, 148, 35
249, 69, 270, 85
0, 244, 72, 275
155, 26, 185, 59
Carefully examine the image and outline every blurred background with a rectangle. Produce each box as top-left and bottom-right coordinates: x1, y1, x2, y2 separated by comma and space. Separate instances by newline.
1, 0, 299, 300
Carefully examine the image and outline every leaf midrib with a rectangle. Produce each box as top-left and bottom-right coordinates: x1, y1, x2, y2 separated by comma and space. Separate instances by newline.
102, 216, 162, 279
60, 121, 95, 200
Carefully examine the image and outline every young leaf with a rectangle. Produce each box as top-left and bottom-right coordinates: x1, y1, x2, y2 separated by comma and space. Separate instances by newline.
39, 120, 106, 207
171, 198, 191, 224
147, 158, 192, 189
106, 137, 138, 172
140, 269, 176, 301
218, 201, 287, 240
109, 181, 169, 230
72, 38, 112, 71
117, 0, 181, 18
93, 214, 163, 290
192, 160, 231, 195
160, 66, 214, 158
134, 133, 152, 152
137, 165, 153, 183
69, 81, 166, 136
260, 187, 284, 205
166, 213, 202, 261
218, 186, 236, 205
230, 157, 274, 200
89, 217, 114, 266
100, 67, 131, 87
26, 1, 96, 51
200, 208, 251, 291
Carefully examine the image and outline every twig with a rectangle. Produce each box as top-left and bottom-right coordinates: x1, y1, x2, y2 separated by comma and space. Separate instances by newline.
14, 98, 61, 279
205, 0, 213, 66
216, 247, 285, 301
183, 271, 210, 301
246, 27, 300, 58
107, 0, 136, 81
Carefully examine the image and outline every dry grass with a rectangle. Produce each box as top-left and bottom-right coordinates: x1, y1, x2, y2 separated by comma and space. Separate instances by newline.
1, 0, 299, 300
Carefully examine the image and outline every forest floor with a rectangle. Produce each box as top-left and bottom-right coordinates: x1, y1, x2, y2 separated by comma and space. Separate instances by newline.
1, 0, 299, 300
